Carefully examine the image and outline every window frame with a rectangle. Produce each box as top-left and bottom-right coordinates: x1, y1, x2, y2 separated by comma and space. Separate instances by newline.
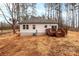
44, 25, 47, 28
52, 25, 57, 29
23, 24, 25, 29
33, 25, 35, 29
26, 25, 29, 29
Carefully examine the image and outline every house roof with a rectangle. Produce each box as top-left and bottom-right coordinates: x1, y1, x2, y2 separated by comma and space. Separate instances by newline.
19, 19, 58, 24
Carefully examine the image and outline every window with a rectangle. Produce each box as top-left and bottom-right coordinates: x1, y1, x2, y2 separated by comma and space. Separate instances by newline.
52, 26, 54, 29
26, 25, 29, 29
45, 25, 47, 28
54, 26, 57, 29
33, 25, 35, 29
23, 25, 25, 29
52, 26, 56, 30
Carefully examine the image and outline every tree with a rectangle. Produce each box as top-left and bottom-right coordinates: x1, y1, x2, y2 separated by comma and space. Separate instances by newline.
0, 3, 20, 34
44, 3, 47, 19
58, 3, 63, 27
31, 3, 37, 17
15, 3, 20, 23
19, 3, 29, 21
0, 22, 3, 34
20, 3, 37, 20
78, 3, 79, 29
71, 3, 75, 28
44, 3, 51, 19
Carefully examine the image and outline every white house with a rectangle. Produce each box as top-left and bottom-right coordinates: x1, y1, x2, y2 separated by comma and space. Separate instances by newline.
19, 19, 58, 36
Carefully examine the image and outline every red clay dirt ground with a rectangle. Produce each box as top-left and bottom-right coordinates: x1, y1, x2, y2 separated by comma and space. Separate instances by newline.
0, 31, 79, 56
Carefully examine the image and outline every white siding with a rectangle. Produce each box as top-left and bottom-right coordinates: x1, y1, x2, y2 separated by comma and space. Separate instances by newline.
20, 24, 58, 36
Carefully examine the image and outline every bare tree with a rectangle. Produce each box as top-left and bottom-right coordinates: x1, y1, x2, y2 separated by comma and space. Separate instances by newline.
71, 3, 75, 28
44, 3, 50, 19
15, 3, 20, 23
0, 22, 3, 34
31, 3, 37, 17
44, 3, 47, 19
78, 3, 79, 29
0, 3, 20, 34
58, 3, 63, 27
19, 3, 28, 21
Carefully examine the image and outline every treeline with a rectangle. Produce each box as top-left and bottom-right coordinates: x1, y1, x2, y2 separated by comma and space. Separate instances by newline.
0, 22, 19, 30
0, 3, 79, 34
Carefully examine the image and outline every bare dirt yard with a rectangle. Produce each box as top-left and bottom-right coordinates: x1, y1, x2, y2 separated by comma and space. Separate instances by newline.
0, 31, 79, 56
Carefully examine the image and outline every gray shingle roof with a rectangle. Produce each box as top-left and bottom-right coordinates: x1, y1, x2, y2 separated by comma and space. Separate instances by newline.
19, 19, 58, 24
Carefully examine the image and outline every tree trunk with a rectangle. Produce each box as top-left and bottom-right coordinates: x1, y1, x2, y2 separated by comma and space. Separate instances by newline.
58, 4, 62, 27
12, 24, 16, 34
12, 18, 16, 34
72, 10, 74, 28
0, 22, 3, 34
48, 8, 49, 19
78, 4, 79, 29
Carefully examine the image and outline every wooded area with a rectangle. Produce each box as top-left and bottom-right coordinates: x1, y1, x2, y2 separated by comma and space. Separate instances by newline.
0, 3, 79, 34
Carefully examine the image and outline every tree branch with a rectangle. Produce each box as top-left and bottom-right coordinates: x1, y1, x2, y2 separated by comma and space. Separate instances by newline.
4, 3, 13, 17
0, 8, 12, 25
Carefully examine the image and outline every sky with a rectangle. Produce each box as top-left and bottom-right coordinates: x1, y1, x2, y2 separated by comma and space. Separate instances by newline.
36, 3, 45, 16
0, 3, 45, 22
0, 3, 11, 22
0, 3, 66, 22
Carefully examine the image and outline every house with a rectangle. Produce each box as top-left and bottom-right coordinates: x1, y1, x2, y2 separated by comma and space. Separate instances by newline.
19, 19, 58, 36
